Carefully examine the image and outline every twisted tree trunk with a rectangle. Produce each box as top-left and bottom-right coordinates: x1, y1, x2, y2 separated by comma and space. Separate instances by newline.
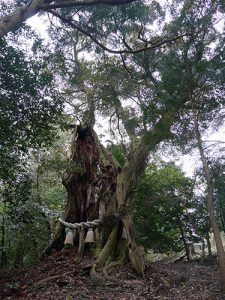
44, 98, 179, 278
44, 125, 145, 278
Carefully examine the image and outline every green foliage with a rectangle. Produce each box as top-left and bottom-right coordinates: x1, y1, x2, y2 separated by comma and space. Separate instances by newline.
0, 36, 63, 181
0, 132, 69, 268
131, 162, 194, 252
107, 144, 126, 167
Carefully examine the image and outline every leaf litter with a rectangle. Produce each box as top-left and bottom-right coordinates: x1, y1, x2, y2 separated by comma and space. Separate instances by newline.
1, 249, 225, 300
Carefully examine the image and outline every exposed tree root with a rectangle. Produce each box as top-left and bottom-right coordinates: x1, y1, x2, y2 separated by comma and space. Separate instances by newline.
103, 239, 127, 275
92, 225, 118, 271
90, 225, 119, 283
34, 270, 74, 287
75, 225, 85, 263
90, 263, 105, 285
89, 213, 145, 281
128, 245, 145, 277
121, 214, 146, 276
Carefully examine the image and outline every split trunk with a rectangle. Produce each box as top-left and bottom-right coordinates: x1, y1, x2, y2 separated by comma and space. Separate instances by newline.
46, 125, 145, 278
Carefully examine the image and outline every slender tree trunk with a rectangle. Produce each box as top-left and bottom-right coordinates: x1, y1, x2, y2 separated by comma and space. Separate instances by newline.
14, 234, 25, 268
218, 201, 225, 234
201, 237, 205, 257
206, 232, 212, 257
194, 111, 225, 292
0, 211, 7, 269
178, 220, 190, 261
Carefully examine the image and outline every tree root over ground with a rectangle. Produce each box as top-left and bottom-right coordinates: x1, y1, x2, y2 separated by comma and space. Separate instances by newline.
89, 220, 145, 284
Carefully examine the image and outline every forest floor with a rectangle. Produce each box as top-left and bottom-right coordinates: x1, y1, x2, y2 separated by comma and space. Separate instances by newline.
1, 249, 225, 300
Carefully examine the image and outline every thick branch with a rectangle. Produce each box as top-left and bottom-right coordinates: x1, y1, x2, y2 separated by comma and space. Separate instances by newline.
0, 0, 136, 37
114, 98, 137, 142
41, 0, 137, 9
0, 0, 44, 37
116, 105, 182, 205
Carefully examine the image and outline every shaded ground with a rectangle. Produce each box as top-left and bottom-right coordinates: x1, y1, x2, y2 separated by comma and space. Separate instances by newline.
1, 249, 225, 299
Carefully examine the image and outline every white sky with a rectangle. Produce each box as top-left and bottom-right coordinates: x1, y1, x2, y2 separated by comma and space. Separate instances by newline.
27, 15, 49, 39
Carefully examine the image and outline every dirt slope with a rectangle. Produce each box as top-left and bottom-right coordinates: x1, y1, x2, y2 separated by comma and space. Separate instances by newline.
1, 250, 225, 300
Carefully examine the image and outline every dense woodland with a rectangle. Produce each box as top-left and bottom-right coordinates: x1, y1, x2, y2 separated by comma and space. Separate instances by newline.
1, 0, 225, 299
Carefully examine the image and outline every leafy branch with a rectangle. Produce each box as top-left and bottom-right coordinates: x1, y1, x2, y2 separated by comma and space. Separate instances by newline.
47, 9, 193, 55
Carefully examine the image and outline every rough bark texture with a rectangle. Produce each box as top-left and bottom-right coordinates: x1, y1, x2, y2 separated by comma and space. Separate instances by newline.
206, 232, 212, 257
14, 235, 25, 268
45, 126, 102, 253
0, 0, 44, 37
63, 126, 100, 222
45, 100, 181, 275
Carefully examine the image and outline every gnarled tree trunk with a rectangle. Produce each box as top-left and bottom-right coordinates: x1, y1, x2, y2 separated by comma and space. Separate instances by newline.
45, 125, 145, 278
44, 97, 178, 277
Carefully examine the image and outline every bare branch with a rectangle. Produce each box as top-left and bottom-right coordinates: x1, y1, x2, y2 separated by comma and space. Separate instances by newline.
40, 0, 137, 9
122, 38, 133, 51
120, 54, 135, 79
109, 112, 116, 140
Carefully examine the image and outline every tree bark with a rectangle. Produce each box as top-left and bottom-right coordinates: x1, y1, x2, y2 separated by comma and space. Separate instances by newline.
14, 234, 25, 268
44, 98, 183, 276
206, 232, 212, 257
0, 211, 7, 269
201, 237, 205, 257
44, 124, 147, 277
0, 0, 44, 37
178, 220, 190, 261
194, 111, 225, 292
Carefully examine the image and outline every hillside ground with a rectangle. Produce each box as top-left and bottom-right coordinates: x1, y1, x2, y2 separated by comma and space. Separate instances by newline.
1, 249, 225, 300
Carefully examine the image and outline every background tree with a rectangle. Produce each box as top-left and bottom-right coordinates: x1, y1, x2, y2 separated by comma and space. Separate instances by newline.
131, 162, 195, 257
0, 132, 69, 269
212, 159, 225, 233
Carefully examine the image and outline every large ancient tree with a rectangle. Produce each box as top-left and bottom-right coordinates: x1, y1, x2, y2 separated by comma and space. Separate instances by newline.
1, 0, 225, 288
42, 1, 221, 281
